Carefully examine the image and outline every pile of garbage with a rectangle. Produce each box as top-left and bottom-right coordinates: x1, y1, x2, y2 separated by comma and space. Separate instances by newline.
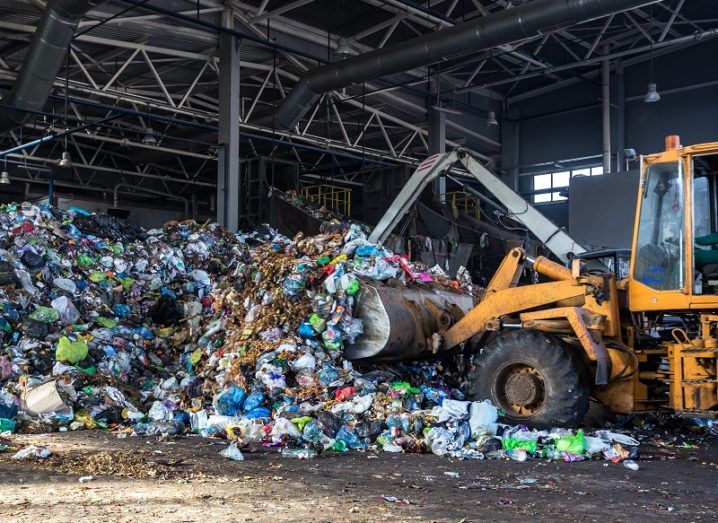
0, 202, 655, 466
0, 202, 244, 434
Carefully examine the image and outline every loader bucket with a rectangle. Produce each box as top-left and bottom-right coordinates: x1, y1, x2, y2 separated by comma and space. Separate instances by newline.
345, 282, 475, 361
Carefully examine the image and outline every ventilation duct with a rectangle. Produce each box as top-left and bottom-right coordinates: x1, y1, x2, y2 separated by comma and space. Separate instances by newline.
277, 0, 660, 130
0, 0, 100, 133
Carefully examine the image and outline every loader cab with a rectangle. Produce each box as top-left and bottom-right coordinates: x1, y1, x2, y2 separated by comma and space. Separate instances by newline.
629, 136, 718, 311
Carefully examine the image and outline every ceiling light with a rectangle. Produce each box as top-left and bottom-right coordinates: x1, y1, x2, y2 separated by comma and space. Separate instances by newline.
334, 38, 353, 60
142, 127, 157, 146
0, 171, 10, 185
59, 150, 72, 168
644, 82, 661, 103
487, 111, 498, 126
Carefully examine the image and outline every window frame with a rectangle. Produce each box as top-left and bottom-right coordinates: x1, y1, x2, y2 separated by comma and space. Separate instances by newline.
529, 163, 605, 204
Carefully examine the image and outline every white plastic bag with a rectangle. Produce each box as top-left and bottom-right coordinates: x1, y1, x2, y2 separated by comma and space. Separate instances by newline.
148, 400, 173, 421
432, 399, 469, 423
50, 296, 80, 326
219, 444, 245, 461
469, 400, 498, 436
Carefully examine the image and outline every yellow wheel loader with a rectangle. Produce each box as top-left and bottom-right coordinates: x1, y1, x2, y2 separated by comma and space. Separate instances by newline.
349, 136, 718, 428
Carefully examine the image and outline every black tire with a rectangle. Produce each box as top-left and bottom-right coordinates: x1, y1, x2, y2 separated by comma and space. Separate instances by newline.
468, 329, 589, 428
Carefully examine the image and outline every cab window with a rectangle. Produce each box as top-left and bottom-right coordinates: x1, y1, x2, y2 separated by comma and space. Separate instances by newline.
633, 161, 684, 290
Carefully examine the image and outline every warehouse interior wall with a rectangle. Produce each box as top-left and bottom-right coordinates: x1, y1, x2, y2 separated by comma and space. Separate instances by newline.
508, 39, 718, 244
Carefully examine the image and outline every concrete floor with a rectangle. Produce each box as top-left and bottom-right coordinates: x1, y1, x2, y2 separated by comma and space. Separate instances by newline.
1, 431, 717, 522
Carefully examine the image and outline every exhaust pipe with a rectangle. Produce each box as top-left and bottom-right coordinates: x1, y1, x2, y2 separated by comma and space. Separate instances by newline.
277, 0, 660, 130
0, 0, 101, 133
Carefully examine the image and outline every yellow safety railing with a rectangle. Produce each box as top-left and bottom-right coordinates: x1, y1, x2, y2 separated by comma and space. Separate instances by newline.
300, 184, 352, 217
447, 191, 480, 219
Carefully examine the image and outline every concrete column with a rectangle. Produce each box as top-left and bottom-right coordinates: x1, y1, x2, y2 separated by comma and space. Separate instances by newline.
217, 7, 240, 230
428, 76, 446, 203
601, 44, 611, 174
615, 62, 626, 172
501, 108, 520, 191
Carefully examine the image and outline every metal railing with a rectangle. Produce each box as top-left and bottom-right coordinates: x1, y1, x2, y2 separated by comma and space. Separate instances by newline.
300, 184, 352, 217
447, 190, 480, 219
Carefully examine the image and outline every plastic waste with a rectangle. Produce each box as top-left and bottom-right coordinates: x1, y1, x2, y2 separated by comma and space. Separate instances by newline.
214, 387, 246, 416
219, 444, 245, 461
12, 445, 52, 460
555, 430, 586, 455
281, 448, 317, 459
469, 400, 498, 436
623, 459, 639, 471
55, 337, 89, 364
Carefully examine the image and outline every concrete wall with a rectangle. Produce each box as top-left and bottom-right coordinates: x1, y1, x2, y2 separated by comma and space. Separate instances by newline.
514, 39, 718, 168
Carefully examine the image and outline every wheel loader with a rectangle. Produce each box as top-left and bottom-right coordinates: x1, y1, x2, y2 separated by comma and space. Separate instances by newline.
348, 135, 718, 428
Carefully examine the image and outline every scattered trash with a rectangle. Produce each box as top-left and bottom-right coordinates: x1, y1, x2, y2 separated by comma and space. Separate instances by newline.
281, 448, 317, 459
444, 471, 460, 478
381, 495, 412, 505
623, 459, 640, 471
11, 445, 52, 460
78, 475, 95, 483
219, 444, 245, 461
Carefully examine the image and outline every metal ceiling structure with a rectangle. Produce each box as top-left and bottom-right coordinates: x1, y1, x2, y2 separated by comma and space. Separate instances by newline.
0, 0, 716, 212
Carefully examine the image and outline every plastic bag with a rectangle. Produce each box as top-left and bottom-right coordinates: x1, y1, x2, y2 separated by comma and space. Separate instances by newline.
51, 296, 80, 325
214, 386, 246, 416
30, 306, 59, 323
148, 400, 174, 422
555, 430, 586, 455
219, 444, 244, 461
282, 273, 305, 300
593, 430, 639, 446
297, 322, 316, 339
321, 325, 343, 351
55, 336, 88, 364
243, 392, 265, 412
245, 406, 270, 419
290, 353, 316, 372
426, 427, 453, 456
335, 425, 366, 449
469, 400, 498, 436
271, 417, 302, 440
309, 313, 327, 333
502, 438, 537, 453
432, 399, 469, 423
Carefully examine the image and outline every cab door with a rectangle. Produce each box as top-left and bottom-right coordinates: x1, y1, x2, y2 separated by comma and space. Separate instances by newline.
629, 150, 692, 311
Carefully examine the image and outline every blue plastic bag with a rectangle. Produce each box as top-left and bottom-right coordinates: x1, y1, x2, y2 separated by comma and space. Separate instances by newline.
421, 385, 448, 405
297, 322, 316, 339
245, 406, 271, 419
214, 386, 246, 416
243, 391, 265, 412
335, 425, 366, 449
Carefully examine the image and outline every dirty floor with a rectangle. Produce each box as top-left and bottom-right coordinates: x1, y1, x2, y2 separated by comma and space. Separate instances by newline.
1, 431, 717, 522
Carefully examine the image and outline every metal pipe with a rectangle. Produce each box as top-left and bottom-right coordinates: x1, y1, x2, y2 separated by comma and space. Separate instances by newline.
113, 183, 189, 216
0, 0, 102, 132
601, 44, 611, 174
0, 114, 121, 158
277, 0, 660, 129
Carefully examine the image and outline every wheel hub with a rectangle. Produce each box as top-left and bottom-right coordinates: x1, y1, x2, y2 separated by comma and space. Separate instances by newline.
495, 363, 546, 417
504, 372, 542, 406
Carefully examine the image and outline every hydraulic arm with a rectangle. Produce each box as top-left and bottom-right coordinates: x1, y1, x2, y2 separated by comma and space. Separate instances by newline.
368, 150, 586, 263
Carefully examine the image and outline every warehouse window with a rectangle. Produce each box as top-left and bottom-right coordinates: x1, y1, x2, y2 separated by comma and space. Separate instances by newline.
532, 165, 604, 203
